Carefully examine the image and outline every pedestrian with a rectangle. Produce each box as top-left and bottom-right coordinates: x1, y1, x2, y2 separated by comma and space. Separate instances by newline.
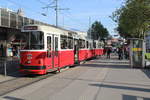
124, 46, 129, 59
103, 47, 107, 56
17, 46, 20, 58
12, 46, 17, 56
118, 47, 123, 60
107, 47, 112, 59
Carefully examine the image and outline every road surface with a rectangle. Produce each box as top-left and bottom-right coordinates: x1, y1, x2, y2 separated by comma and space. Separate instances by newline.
0, 57, 150, 100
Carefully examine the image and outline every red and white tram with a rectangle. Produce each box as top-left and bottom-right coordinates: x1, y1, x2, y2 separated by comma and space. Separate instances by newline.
19, 25, 104, 74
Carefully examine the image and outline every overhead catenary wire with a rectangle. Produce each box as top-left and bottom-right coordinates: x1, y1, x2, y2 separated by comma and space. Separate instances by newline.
35, 0, 48, 5
66, 10, 89, 26
42, 0, 70, 27
4, 0, 89, 31
60, 12, 89, 31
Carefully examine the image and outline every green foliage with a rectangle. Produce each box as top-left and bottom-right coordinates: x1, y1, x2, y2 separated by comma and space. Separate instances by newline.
88, 21, 109, 40
145, 53, 150, 60
111, 0, 150, 38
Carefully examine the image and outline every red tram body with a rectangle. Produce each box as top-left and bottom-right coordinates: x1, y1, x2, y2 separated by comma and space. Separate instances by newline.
19, 25, 104, 74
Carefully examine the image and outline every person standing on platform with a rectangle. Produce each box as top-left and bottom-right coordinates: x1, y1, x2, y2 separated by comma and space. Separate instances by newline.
107, 47, 112, 59
118, 47, 123, 60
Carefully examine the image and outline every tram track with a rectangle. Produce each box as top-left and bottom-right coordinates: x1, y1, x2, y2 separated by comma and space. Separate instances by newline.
0, 63, 88, 97
0, 72, 55, 96
0, 64, 80, 96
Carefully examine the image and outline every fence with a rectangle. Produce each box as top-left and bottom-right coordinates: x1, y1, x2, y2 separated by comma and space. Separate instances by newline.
0, 58, 19, 76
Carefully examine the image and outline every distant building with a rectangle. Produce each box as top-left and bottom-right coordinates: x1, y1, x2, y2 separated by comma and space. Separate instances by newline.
106, 38, 119, 47
0, 8, 50, 57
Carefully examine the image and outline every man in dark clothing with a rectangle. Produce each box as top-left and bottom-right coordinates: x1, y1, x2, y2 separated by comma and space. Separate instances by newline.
118, 47, 123, 60
107, 48, 111, 59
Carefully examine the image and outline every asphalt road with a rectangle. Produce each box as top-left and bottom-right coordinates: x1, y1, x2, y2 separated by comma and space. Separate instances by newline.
1, 57, 150, 100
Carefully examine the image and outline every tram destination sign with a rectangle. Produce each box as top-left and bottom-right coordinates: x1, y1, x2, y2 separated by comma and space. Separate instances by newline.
24, 26, 38, 30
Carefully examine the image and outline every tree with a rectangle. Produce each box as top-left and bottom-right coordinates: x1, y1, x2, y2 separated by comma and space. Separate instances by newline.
111, 0, 150, 38
88, 21, 109, 40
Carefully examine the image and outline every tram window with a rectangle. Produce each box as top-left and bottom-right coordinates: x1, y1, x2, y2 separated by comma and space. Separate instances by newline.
89, 43, 92, 49
93, 42, 96, 48
68, 37, 73, 49
47, 36, 51, 50
86, 41, 89, 48
82, 40, 85, 48
55, 37, 58, 51
79, 39, 85, 49
61, 35, 68, 49
79, 39, 82, 49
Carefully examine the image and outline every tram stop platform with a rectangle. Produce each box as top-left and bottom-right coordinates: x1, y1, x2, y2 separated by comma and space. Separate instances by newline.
0, 56, 150, 100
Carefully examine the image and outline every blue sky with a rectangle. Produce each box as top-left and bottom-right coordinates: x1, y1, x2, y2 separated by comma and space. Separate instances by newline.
0, 0, 124, 35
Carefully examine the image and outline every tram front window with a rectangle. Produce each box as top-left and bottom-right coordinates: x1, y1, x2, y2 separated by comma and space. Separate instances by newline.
23, 31, 44, 50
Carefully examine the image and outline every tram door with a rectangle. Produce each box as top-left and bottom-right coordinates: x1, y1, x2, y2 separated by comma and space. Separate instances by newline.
74, 39, 79, 63
52, 35, 59, 68
46, 34, 59, 69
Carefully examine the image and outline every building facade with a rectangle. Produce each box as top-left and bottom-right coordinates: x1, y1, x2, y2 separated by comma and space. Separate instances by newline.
0, 8, 50, 57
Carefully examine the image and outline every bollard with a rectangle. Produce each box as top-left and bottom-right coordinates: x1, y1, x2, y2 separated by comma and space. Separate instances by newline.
4, 61, 7, 76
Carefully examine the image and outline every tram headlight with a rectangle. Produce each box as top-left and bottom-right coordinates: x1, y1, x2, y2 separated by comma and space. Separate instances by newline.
27, 60, 31, 64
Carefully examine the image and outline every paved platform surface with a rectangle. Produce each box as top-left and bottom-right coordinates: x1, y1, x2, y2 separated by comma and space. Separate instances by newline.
0, 57, 150, 100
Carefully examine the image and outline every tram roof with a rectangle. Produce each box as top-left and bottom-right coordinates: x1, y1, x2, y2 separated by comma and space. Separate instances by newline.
22, 24, 78, 36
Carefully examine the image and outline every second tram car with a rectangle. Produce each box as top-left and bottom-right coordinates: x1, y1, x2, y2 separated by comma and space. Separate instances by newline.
19, 25, 104, 74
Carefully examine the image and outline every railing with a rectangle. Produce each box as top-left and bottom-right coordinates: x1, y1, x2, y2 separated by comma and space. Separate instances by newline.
0, 57, 19, 76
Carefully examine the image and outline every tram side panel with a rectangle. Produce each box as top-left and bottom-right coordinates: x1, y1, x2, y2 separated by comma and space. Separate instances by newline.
59, 50, 74, 67
86, 49, 92, 59
95, 49, 99, 56
92, 49, 96, 57
78, 49, 88, 61
100, 48, 104, 55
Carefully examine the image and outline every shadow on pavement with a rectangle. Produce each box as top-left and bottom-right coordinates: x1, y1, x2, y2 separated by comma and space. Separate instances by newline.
81, 63, 130, 69
91, 60, 129, 64
141, 69, 150, 79
89, 83, 150, 92
3, 96, 24, 100
122, 94, 150, 100
0, 59, 47, 78
0, 60, 22, 77
103, 81, 150, 88
0, 59, 24, 78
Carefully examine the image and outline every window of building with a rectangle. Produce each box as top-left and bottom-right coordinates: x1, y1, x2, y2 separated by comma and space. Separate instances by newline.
1, 9, 9, 27
10, 12, 17, 28
24, 17, 29, 25
18, 15, 23, 29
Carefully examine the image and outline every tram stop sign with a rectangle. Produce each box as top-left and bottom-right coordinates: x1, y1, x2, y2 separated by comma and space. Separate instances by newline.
129, 38, 145, 68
